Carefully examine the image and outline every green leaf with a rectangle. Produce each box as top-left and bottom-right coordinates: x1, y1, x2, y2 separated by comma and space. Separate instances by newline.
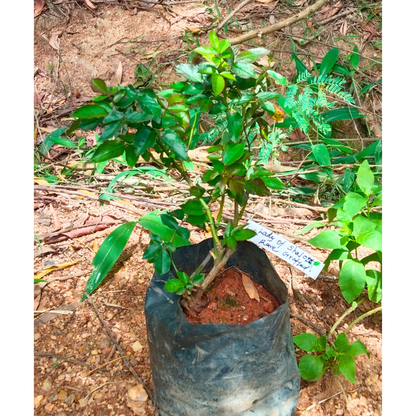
48, 137, 76, 149
356, 159, 374, 196
211, 73, 225, 96
218, 39, 230, 54
321, 108, 364, 122
311, 143, 331, 167
99, 120, 123, 142
298, 355, 325, 381
308, 230, 345, 249
338, 355, 356, 383
181, 199, 206, 216
195, 46, 218, 56
143, 243, 161, 260
237, 48, 270, 63
372, 192, 382, 207
267, 69, 288, 85
346, 340, 370, 358
134, 125, 156, 156
164, 279, 185, 293
226, 112, 244, 142
320, 48, 339, 76
334, 333, 349, 352
261, 176, 285, 190
339, 259, 367, 303
293, 333, 320, 352
208, 30, 220, 50
154, 249, 171, 275
353, 215, 382, 251
349, 45, 360, 69
91, 141, 125, 162
137, 91, 161, 119
226, 235, 237, 250
343, 192, 368, 217
72, 105, 109, 119
125, 112, 152, 123
40, 127, 69, 154
223, 143, 245, 166
92, 78, 108, 94
232, 62, 257, 79
292, 52, 310, 76
245, 178, 270, 196
176, 64, 204, 83
138, 213, 190, 247
366, 270, 382, 303
160, 129, 188, 160
233, 229, 256, 241
82, 222, 137, 300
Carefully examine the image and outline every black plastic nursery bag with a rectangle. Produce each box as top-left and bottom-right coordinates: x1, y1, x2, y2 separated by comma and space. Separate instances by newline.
145, 239, 300, 416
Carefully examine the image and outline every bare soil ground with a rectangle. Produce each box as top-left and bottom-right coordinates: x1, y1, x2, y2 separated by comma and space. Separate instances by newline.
34, 1, 382, 415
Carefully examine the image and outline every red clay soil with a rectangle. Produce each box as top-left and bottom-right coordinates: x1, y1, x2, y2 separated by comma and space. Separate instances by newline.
185, 267, 280, 325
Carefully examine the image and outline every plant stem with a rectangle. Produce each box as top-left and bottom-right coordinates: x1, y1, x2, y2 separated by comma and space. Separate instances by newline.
328, 298, 365, 338
344, 305, 382, 335
216, 192, 226, 224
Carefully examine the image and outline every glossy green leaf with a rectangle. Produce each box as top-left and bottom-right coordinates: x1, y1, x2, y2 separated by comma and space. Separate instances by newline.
160, 129, 188, 160
208, 30, 220, 50
72, 105, 108, 119
232, 62, 257, 79
82, 222, 137, 300
334, 333, 349, 352
134, 125, 156, 156
245, 178, 270, 196
142, 243, 161, 260
233, 229, 256, 241
311, 143, 331, 167
154, 249, 171, 275
91, 140, 125, 162
308, 230, 345, 249
91, 78, 108, 94
320, 48, 339, 76
211, 73, 225, 96
237, 48, 270, 63
125, 145, 139, 167
181, 199, 206, 216
99, 120, 123, 142
227, 112, 243, 142
339, 259, 367, 303
176, 64, 204, 83
217, 39, 230, 54
223, 143, 245, 166
47, 137, 76, 149
164, 278, 185, 293
267, 69, 288, 85
137, 91, 161, 119
138, 213, 190, 247
262, 176, 285, 190
349, 45, 360, 69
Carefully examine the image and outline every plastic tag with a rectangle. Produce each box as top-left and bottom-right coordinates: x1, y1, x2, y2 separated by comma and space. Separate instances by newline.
245, 220, 324, 279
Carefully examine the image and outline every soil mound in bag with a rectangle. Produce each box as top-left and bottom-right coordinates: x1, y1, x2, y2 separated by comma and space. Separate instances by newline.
145, 239, 300, 416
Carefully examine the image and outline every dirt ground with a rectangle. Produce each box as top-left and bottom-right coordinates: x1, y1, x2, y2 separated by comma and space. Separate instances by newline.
34, 1, 382, 415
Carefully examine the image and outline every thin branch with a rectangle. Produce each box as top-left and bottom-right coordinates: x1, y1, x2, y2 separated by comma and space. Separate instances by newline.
216, 0, 253, 31
344, 305, 382, 334
227, 0, 332, 45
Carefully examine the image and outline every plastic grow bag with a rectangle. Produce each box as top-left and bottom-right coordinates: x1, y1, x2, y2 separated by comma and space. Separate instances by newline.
145, 239, 300, 416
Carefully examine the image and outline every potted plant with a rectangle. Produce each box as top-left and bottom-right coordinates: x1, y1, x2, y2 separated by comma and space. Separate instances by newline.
59, 31, 360, 415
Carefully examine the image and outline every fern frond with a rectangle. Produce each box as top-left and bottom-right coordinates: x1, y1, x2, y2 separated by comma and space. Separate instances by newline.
284, 85, 298, 109
301, 86, 315, 115
292, 111, 309, 133
295, 70, 313, 83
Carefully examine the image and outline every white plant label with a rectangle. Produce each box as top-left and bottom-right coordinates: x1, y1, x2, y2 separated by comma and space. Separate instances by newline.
245, 220, 325, 279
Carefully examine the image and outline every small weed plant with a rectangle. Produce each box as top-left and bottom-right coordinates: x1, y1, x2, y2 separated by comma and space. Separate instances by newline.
294, 160, 382, 385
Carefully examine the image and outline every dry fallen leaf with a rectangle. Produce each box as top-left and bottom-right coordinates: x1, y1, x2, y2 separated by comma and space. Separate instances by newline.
34, 0, 45, 17
34, 261, 81, 280
257, 55, 275, 69
109, 61, 123, 86
241, 273, 260, 302
92, 238, 99, 253
84, 0, 96, 9
340, 20, 348, 35
255, 0, 274, 3
316, 1, 342, 21
49, 30, 63, 50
